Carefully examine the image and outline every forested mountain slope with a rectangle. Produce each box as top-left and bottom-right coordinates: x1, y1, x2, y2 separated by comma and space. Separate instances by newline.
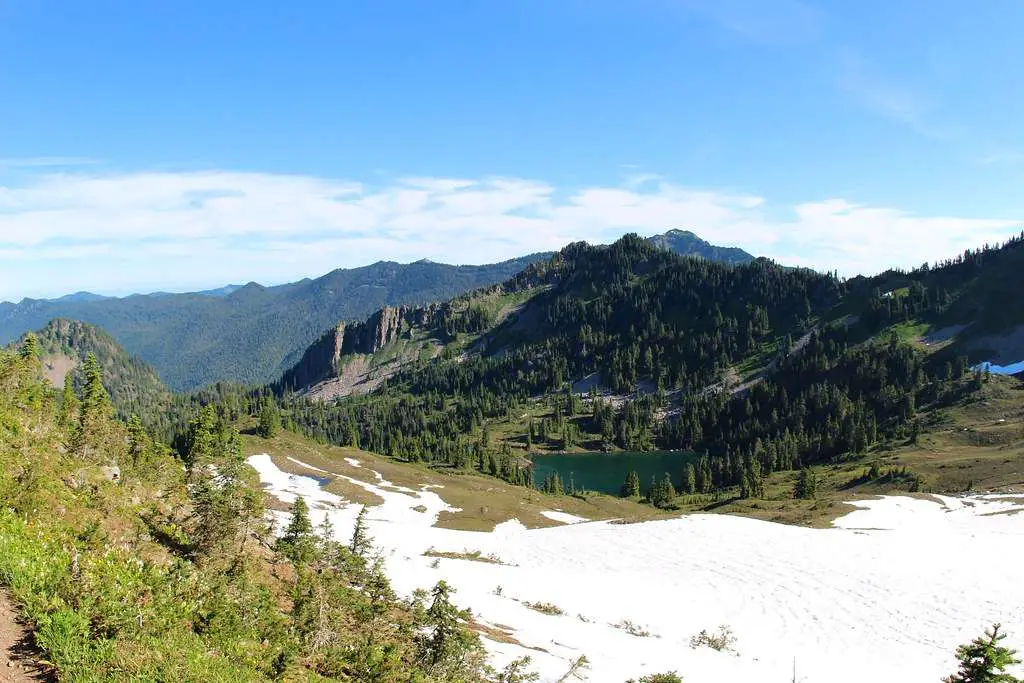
282, 234, 834, 398
846, 232, 1024, 363
0, 256, 545, 391
1, 231, 761, 392
16, 318, 171, 420
275, 233, 1024, 503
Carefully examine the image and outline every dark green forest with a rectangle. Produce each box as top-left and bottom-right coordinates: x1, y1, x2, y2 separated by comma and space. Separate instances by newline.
0, 256, 546, 391
268, 233, 1024, 499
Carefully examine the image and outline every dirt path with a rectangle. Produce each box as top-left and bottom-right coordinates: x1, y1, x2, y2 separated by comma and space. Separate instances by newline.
0, 591, 50, 683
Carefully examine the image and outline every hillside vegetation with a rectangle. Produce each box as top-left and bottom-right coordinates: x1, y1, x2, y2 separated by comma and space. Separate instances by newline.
270, 233, 1024, 514
0, 256, 546, 391
20, 318, 171, 421
0, 231, 762, 392
0, 341, 533, 682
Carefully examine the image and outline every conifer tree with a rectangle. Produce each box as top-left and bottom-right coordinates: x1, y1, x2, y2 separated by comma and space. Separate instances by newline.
621, 470, 641, 498
419, 581, 483, 674
793, 468, 816, 500
19, 332, 38, 361
80, 353, 109, 415
944, 624, 1022, 683
58, 371, 79, 429
126, 415, 149, 464
350, 505, 372, 557
346, 419, 360, 448
649, 472, 676, 508
681, 462, 696, 494
73, 353, 111, 454
189, 426, 260, 561
256, 398, 280, 438
185, 405, 220, 466
543, 472, 565, 495
740, 455, 764, 499
279, 496, 316, 563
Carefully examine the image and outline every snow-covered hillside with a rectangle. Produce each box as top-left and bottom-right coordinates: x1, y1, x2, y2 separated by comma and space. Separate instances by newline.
248, 454, 1024, 683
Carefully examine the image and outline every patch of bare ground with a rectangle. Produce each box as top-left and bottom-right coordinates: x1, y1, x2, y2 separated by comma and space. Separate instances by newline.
0, 591, 52, 683
39, 354, 76, 390
423, 549, 508, 565
303, 355, 390, 401
467, 617, 549, 654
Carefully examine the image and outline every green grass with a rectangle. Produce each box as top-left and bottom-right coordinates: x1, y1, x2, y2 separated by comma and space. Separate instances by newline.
243, 427, 670, 532
890, 320, 932, 346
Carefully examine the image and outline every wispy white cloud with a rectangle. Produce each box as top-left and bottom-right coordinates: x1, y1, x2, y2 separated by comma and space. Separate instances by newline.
838, 51, 930, 126
670, 0, 822, 46
0, 156, 103, 168
978, 150, 1024, 166
836, 50, 966, 142
0, 169, 1018, 300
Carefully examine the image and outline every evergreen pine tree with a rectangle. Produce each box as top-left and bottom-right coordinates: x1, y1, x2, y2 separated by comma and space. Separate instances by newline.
420, 581, 482, 673
278, 496, 316, 563
620, 470, 641, 498
189, 427, 259, 561
649, 472, 676, 508
350, 505, 372, 557
73, 353, 111, 454
58, 371, 79, 429
256, 398, 281, 438
793, 468, 816, 500
126, 415, 149, 464
944, 624, 1022, 683
740, 455, 764, 499
664, 472, 677, 505
346, 419, 360, 448
19, 332, 38, 361
80, 352, 109, 414
185, 405, 219, 466
681, 463, 696, 494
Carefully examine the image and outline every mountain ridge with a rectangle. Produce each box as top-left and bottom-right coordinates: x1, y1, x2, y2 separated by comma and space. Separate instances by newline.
274, 234, 1024, 485
647, 228, 755, 264
19, 318, 171, 419
1, 231, 756, 391
0, 255, 548, 390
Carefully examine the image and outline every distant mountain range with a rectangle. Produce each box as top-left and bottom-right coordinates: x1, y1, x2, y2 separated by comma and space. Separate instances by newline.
0, 231, 760, 392
1, 256, 548, 391
12, 284, 246, 306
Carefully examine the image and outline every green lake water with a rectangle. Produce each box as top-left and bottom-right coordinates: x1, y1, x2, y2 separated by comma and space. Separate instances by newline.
531, 451, 697, 495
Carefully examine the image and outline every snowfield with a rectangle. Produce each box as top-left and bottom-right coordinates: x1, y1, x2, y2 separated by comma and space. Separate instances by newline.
247, 454, 1024, 683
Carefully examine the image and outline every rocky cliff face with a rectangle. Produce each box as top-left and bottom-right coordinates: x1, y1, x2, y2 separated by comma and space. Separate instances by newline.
274, 267, 553, 394
278, 305, 443, 392
277, 322, 346, 391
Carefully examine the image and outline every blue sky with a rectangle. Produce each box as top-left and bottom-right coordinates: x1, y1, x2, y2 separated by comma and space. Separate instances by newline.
1, 0, 1023, 300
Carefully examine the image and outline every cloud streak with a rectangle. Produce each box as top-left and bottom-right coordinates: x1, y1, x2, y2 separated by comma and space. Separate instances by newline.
670, 0, 823, 46
0, 156, 103, 169
0, 169, 1018, 300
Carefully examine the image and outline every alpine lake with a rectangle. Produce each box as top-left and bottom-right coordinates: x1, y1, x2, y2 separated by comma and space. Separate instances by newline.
530, 450, 697, 495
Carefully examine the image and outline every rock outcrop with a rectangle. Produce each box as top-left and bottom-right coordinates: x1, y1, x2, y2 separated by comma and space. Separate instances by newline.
277, 304, 443, 392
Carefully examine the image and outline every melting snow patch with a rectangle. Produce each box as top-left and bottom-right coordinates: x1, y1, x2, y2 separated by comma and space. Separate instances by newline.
540, 510, 589, 525
286, 456, 330, 474
248, 454, 1024, 683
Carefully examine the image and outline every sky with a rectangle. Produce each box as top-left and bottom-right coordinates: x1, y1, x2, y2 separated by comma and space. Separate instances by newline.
1, 0, 1023, 301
